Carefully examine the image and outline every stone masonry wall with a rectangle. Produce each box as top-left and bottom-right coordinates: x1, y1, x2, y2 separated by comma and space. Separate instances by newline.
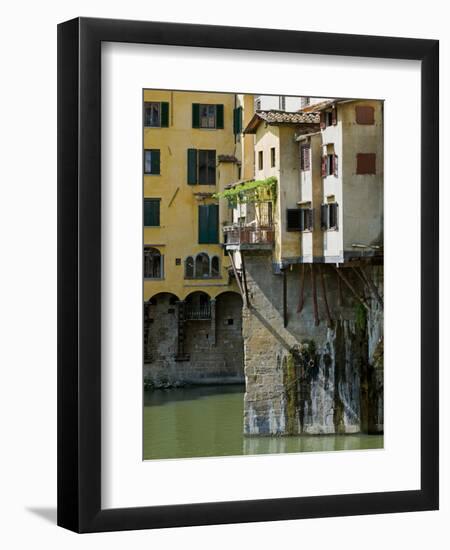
144, 291, 244, 387
243, 253, 383, 436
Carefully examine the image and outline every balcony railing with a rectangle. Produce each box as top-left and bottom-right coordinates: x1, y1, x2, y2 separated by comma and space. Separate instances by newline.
184, 302, 211, 320
223, 224, 274, 247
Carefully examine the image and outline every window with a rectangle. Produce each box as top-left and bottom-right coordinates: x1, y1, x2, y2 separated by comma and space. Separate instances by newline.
198, 204, 219, 244
255, 97, 261, 110
192, 104, 224, 129
279, 96, 286, 110
185, 256, 194, 278
258, 150, 263, 170
300, 144, 311, 171
320, 106, 337, 128
195, 253, 210, 278
184, 254, 220, 279
144, 102, 169, 127
356, 153, 376, 174
321, 203, 338, 230
355, 105, 375, 125
211, 256, 220, 277
144, 149, 160, 175
286, 209, 302, 231
144, 247, 163, 279
321, 153, 338, 177
301, 209, 313, 231
286, 208, 313, 231
187, 149, 216, 185
198, 150, 216, 184
144, 198, 160, 227
301, 97, 310, 108
270, 147, 276, 168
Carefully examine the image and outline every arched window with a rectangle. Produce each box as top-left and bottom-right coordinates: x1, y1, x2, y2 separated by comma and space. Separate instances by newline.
195, 253, 210, 278
144, 247, 163, 279
211, 256, 220, 277
185, 256, 194, 278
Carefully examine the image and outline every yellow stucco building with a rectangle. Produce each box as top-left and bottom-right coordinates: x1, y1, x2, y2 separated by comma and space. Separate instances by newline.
143, 90, 254, 385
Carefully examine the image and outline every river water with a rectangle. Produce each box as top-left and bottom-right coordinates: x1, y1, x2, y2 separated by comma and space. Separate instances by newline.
143, 384, 383, 460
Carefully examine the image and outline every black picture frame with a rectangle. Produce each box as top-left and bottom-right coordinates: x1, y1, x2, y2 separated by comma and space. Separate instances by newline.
57, 17, 439, 533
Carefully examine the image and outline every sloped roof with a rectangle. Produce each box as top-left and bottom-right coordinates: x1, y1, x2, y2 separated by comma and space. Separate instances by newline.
244, 110, 320, 134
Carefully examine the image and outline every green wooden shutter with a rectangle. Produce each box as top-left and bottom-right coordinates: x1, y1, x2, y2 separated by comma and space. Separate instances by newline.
187, 149, 197, 184
198, 205, 208, 243
151, 150, 160, 175
198, 205, 219, 243
208, 204, 219, 243
144, 199, 160, 226
192, 104, 200, 128
160, 102, 169, 127
233, 106, 242, 134
216, 104, 224, 129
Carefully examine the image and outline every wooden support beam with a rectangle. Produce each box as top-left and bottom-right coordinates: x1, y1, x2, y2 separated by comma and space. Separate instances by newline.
282, 267, 288, 327
337, 273, 343, 306
333, 266, 370, 311
359, 266, 384, 309
310, 264, 320, 326
297, 263, 305, 313
318, 264, 333, 327
228, 251, 245, 300
240, 251, 251, 308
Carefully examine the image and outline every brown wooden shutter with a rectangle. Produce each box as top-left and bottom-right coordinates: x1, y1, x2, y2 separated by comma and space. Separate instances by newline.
332, 105, 337, 125
321, 155, 327, 177
355, 105, 375, 125
320, 112, 326, 129
356, 153, 376, 175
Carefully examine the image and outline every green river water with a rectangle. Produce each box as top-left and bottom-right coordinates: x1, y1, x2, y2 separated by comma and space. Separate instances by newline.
143, 384, 383, 460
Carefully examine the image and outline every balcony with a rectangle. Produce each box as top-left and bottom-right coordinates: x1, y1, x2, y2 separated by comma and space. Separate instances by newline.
223, 224, 274, 251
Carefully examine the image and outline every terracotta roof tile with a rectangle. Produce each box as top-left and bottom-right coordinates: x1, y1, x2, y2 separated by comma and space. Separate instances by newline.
244, 110, 320, 133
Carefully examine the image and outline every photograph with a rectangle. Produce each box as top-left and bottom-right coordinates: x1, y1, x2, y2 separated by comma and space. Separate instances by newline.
142, 90, 384, 460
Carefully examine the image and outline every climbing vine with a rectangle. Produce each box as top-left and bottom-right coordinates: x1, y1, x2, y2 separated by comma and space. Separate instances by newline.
213, 176, 277, 208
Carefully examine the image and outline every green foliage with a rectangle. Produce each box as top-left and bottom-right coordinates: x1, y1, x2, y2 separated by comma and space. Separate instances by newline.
213, 176, 277, 208
355, 302, 367, 332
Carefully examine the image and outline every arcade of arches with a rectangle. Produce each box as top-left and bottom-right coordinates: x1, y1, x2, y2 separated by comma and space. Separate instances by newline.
144, 291, 244, 387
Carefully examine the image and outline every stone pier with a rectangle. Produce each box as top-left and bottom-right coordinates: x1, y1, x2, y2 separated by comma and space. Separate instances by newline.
242, 254, 383, 436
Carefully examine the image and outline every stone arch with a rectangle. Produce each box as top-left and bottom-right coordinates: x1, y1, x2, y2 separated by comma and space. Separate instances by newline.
144, 292, 180, 365
185, 290, 211, 320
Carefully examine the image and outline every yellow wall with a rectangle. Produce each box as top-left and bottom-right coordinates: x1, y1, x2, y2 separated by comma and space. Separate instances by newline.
143, 90, 241, 301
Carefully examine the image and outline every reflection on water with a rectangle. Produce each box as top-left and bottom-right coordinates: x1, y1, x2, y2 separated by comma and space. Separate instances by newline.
143, 385, 383, 460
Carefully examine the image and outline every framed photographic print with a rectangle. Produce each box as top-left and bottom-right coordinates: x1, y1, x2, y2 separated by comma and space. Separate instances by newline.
57, 17, 439, 532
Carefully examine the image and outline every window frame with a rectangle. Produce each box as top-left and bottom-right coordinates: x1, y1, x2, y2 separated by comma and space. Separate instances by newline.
270, 147, 276, 168
258, 150, 263, 171
321, 202, 339, 231
143, 247, 164, 279
144, 101, 161, 127
143, 149, 161, 175
198, 149, 216, 185
184, 253, 220, 279
199, 104, 217, 129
